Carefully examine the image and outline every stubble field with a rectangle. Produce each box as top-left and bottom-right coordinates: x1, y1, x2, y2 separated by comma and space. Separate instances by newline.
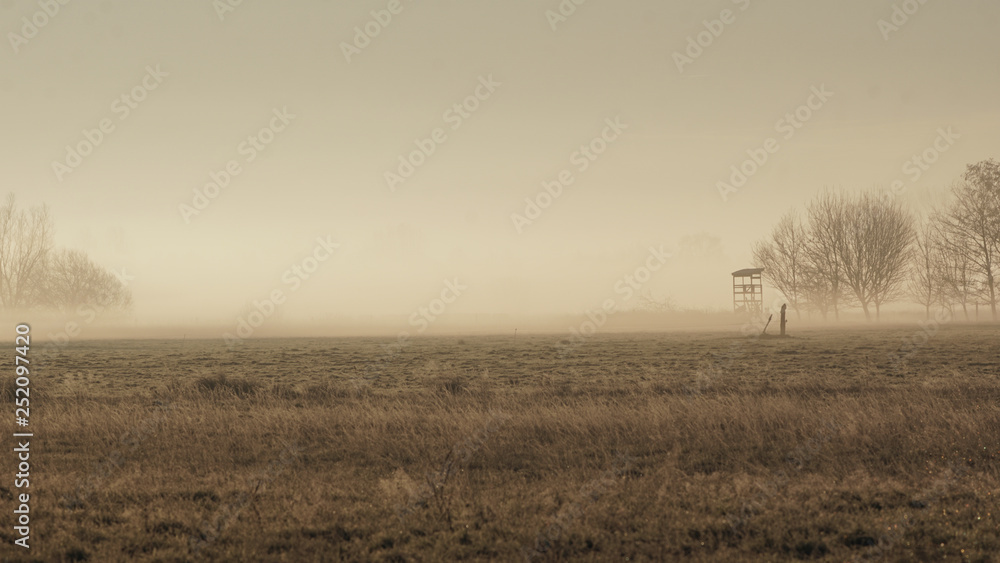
2, 324, 999, 562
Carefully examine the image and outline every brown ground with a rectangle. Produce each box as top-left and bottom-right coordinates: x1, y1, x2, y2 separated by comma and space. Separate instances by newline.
2, 324, 998, 562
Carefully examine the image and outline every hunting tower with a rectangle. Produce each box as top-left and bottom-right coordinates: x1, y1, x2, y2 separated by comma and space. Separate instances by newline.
732, 268, 764, 315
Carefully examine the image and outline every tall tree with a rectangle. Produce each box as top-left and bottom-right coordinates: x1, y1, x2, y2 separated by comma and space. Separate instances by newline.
797, 258, 833, 319
752, 212, 807, 318
931, 216, 976, 320
936, 160, 1000, 321
837, 192, 914, 321
0, 195, 53, 310
803, 190, 848, 320
909, 221, 944, 319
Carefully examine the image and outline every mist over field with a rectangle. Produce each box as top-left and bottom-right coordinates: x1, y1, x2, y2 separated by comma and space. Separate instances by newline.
4, 1, 1000, 337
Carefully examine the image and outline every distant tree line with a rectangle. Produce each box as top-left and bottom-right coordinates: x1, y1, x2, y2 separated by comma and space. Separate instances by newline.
0, 194, 132, 312
752, 159, 1000, 322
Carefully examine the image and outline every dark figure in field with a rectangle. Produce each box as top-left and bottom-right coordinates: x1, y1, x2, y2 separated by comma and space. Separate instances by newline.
780, 304, 787, 336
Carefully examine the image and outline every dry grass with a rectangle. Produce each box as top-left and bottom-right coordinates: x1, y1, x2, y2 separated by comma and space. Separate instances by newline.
2, 326, 998, 561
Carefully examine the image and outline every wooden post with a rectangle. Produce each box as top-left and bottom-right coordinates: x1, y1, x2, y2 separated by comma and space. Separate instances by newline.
780, 304, 787, 336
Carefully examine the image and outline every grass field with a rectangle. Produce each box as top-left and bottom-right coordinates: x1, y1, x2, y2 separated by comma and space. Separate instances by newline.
2, 324, 998, 562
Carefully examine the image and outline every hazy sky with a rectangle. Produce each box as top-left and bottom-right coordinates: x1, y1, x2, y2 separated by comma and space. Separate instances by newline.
4, 0, 1000, 325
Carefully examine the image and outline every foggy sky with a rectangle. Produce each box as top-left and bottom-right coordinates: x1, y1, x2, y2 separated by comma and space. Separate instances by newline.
4, 0, 999, 326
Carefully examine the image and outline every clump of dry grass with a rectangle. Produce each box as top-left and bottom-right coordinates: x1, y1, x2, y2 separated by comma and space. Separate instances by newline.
192, 373, 261, 397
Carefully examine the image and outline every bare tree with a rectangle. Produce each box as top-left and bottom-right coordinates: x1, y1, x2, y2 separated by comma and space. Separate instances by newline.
752, 211, 807, 318
936, 160, 1000, 321
966, 158, 1000, 235
930, 216, 976, 320
0, 194, 131, 314
909, 220, 945, 319
803, 190, 848, 320
798, 258, 833, 319
40, 249, 132, 312
0, 194, 53, 310
837, 192, 914, 321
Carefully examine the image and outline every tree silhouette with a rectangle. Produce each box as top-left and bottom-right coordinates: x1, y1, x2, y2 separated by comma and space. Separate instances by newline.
752, 211, 807, 319
41, 249, 132, 312
0, 194, 53, 309
0, 194, 131, 313
935, 160, 1000, 321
